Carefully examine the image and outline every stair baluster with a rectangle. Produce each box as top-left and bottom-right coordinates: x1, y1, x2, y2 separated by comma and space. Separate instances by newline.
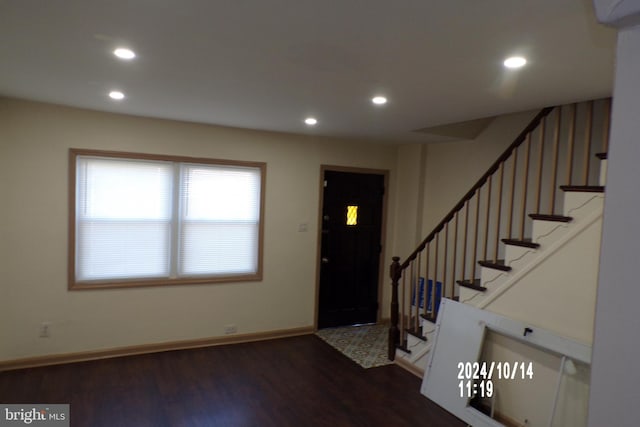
583, 101, 594, 185
535, 118, 546, 213
493, 162, 505, 263
602, 99, 611, 153
423, 243, 430, 320
520, 133, 532, 239
566, 103, 577, 185
549, 107, 562, 214
388, 257, 401, 360
451, 211, 459, 300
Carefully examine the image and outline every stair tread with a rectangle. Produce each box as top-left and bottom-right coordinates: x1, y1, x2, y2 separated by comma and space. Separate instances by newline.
529, 214, 573, 222
478, 259, 512, 272
406, 328, 427, 341
560, 185, 605, 193
456, 278, 487, 292
502, 238, 540, 249
596, 152, 608, 160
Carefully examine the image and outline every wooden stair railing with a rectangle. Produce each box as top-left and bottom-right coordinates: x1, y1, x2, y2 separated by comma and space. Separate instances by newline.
388, 98, 611, 360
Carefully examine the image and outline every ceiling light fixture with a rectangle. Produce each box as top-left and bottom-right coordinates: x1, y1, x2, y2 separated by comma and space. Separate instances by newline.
113, 47, 136, 60
304, 117, 318, 126
503, 56, 527, 69
372, 96, 387, 105
109, 91, 125, 100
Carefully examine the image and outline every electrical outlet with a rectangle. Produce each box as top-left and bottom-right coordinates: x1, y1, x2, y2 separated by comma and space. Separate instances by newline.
224, 324, 237, 335
39, 322, 51, 338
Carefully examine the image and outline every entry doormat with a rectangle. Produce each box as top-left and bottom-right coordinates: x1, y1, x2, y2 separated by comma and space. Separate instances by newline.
315, 323, 394, 369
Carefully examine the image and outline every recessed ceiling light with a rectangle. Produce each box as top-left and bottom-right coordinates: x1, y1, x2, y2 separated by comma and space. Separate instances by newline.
305, 117, 318, 126
503, 56, 527, 69
372, 96, 387, 105
109, 91, 125, 100
113, 47, 136, 60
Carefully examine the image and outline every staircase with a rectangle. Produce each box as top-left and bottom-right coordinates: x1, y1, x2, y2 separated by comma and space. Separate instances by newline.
388, 99, 610, 378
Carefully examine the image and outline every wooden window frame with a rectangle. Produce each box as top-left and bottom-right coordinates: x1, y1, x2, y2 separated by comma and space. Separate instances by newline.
68, 148, 266, 290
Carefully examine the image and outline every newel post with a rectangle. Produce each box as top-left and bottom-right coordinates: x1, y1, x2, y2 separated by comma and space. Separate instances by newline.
388, 256, 402, 361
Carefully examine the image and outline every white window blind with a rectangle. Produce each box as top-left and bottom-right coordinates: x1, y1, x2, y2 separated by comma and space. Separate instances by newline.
73, 152, 264, 286
76, 157, 173, 281
179, 164, 261, 276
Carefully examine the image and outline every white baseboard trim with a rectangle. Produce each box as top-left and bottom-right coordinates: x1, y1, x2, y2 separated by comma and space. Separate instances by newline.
0, 326, 315, 372
394, 355, 425, 378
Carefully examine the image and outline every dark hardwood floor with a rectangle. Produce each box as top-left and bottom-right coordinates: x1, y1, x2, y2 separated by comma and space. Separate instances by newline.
0, 335, 464, 427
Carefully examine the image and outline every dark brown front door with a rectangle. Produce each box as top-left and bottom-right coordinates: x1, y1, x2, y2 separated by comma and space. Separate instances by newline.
318, 170, 385, 328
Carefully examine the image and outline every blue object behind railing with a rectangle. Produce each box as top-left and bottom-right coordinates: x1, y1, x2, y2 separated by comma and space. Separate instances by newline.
411, 277, 442, 312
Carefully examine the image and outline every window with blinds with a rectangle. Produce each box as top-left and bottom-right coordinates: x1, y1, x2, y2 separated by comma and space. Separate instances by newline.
69, 149, 265, 289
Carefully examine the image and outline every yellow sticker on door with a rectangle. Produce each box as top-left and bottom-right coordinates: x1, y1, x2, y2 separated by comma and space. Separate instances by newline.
346, 205, 358, 226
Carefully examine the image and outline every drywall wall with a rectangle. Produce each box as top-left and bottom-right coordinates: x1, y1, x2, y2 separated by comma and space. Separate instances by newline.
390, 143, 425, 261
486, 213, 601, 344
419, 110, 538, 239
588, 22, 640, 427
0, 98, 398, 361
0, 100, 9, 359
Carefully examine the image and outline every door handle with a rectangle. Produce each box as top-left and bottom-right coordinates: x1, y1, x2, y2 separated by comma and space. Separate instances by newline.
321, 257, 330, 264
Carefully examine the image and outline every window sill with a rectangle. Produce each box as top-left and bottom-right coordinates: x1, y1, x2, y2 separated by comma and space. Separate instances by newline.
68, 273, 262, 290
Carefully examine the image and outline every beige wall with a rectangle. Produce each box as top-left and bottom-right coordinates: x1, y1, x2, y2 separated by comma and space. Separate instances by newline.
419, 110, 538, 239
0, 97, 555, 363
390, 143, 425, 261
0, 98, 398, 361
487, 217, 601, 345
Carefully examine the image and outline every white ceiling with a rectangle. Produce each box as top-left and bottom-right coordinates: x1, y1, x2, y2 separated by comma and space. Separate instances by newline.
0, 0, 616, 143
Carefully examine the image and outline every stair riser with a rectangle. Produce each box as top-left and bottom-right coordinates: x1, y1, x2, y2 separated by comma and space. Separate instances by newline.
471, 262, 516, 304
406, 333, 424, 350
420, 319, 436, 335
505, 244, 537, 271
395, 345, 431, 372
398, 332, 434, 369
600, 159, 607, 186
563, 192, 605, 220
459, 285, 478, 303
463, 244, 539, 306
532, 219, 571, 247
411, 346, 431, 371
480, 266, 508, 294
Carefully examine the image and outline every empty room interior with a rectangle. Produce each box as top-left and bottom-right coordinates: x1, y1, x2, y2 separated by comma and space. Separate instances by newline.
2, 1, 640, 426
